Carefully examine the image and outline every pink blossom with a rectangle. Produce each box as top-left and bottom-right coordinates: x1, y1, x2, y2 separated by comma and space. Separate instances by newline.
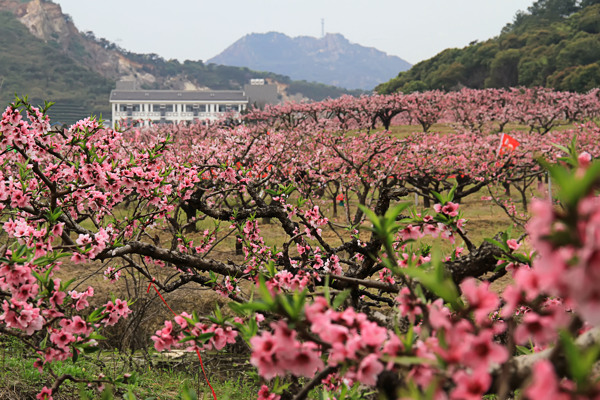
281, 342, 324, 378
356, 353, 384, 386
33, 359, 44, 373
578, 151, 592, 168
360, 320, 388, 348
462, 329, 508, 369
250, 331, 279, 379
14, 283, 38, 301
441, 202, 460, 217
257, 385, 280, 400
451, 369, 491, 400
50, 330, 75, 350
70, 253, 85, 264
396, 287, 423, 322
423, 223, 440, 237
514, 312, 557, 346
174, 312, 193, 329
382, 334, 404, 369
36, 386, 53, 400
525, 360, 570, 400
51, 223, 64, 237
151, 320, 178, 352
1, 300, 44, 335
429, 299, 452, 330
460, 278, 498, 325
318, 322, 349, 344
114, 298, 131, 317
500, 285, 523, 318
60, 316, 91, 335
506, 239, 520, 251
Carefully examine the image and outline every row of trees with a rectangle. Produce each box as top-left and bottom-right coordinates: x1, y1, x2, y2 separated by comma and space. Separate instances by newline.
3, 92, 600, 399
244, 87, 600, 133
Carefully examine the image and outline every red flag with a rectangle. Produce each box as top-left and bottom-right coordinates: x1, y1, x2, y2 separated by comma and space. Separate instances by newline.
497, 133, 520, 157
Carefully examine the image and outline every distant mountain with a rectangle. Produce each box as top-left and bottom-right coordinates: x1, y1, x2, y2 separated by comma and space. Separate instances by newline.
377, 0, 600, 94
208, 32, 412, 91
0, 0, 364, 124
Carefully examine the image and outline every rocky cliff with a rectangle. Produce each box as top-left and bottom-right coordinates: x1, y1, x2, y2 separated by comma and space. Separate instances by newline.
6, 0, 157, 86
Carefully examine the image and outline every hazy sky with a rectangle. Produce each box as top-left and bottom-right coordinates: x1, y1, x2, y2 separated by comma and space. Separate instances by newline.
53, 0, 536, 65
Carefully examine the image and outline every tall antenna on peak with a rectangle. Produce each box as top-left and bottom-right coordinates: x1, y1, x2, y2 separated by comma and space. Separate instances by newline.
321, 18, 325, 38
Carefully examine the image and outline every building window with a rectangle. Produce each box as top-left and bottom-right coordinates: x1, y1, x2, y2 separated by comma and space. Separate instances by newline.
186, 104, 207, 113
152, 104, 173, 114
219, 104, 238, 112
119, 105, 127, 112
132, 104, 141, 112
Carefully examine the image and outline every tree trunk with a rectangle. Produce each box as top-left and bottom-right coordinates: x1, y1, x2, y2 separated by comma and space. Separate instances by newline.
235, 235, 243, 255
423, 196, 431, 208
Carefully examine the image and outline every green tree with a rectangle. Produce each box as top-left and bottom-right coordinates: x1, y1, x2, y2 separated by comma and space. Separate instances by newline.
401, 80, 428, 93
430, 62, 465, 90
485, 49, 521, 88
556, 33, 600, 69
550, 63, 600, 92
577, 4, 600, 34
518, 57, 547, 86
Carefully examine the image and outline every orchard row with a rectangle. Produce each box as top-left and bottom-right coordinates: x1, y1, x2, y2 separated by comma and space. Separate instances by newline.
243, 87, 600, 133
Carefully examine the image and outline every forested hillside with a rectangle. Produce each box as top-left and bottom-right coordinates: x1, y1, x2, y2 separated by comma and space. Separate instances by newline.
377, 0, 600, 94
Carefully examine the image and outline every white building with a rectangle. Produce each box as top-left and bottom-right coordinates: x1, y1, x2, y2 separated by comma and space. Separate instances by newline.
109, 88, 249, 128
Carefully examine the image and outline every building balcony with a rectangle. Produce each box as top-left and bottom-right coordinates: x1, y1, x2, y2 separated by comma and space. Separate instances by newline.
113, 111, 240, 123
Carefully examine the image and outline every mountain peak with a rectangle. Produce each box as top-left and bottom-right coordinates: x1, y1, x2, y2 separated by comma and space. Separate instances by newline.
208, 32, 411, 90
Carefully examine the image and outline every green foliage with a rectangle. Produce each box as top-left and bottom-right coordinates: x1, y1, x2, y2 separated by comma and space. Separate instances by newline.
555, 33, 600, 69
359, 203, 412, 258
360, 202, 463, 310
404, 252, 463, 311
286, 80, 365, 101
578, 4, 600, 33
559, 331, 600, 390
540, 140, 600, 213
377, 2, 600, 93
485, 49, 521, 88
548, 62, 600, 92
229, 275, 308, 327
